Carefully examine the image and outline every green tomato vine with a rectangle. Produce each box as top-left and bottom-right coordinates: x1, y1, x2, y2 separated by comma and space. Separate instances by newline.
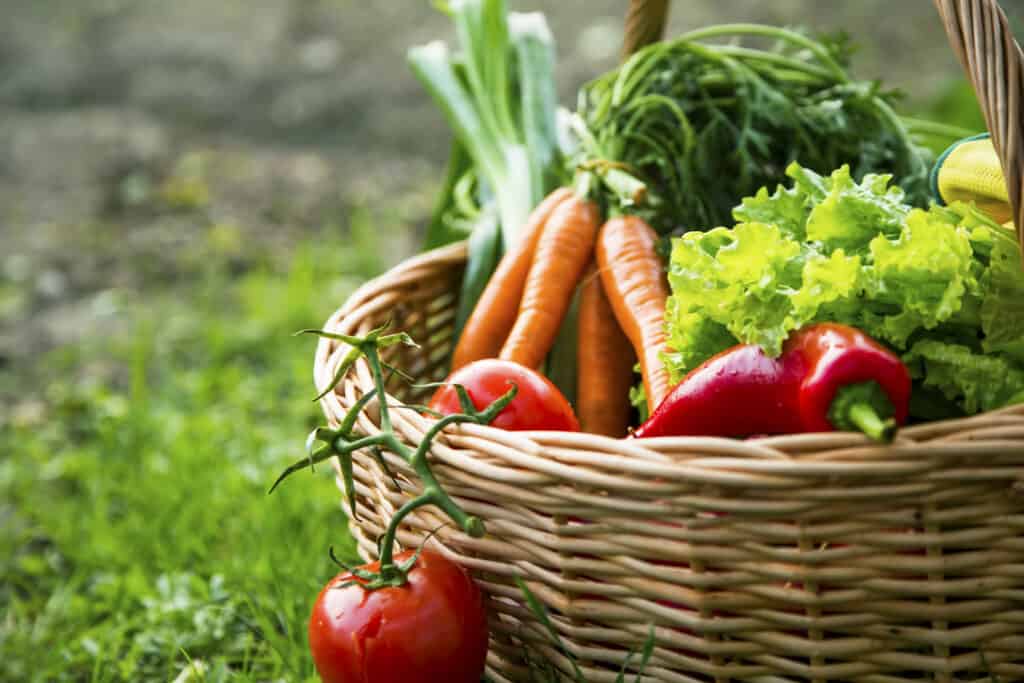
270, 323, 515, 589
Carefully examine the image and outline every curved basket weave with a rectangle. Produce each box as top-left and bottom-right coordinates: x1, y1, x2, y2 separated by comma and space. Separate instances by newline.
314, 2, 1024, 681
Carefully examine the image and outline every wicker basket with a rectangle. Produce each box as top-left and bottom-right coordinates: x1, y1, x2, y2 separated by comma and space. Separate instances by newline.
313, 2, 1024, 681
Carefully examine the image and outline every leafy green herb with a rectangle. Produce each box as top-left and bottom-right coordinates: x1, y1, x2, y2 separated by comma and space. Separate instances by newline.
664, 163, 1024, 416
572, 24, 935, 233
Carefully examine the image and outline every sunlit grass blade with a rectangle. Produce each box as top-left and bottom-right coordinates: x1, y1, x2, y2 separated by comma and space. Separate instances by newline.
515, 578, 584, 682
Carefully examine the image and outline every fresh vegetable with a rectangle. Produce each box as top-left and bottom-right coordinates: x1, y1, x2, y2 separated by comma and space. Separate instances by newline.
430, 358, 580, 432
544, 285, 582, 407
931, 133, 1013, 225
452, 187, 572, 370
576, 262, 636, 437
663, 162, 1024, 417
410, 0, 566, 341
572, 24, 936, 235
635, 323, 910, 441
499, 194, 600, 369
412, 0, 561, 251
275, 325, 510, 550
309, 549, 489, 683
904, 340, 1024, 415
595, 215, 672, 410
274, 328, 517, 682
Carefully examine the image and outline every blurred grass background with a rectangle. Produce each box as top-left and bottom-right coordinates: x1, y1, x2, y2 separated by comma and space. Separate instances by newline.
1, 1, 1020, 681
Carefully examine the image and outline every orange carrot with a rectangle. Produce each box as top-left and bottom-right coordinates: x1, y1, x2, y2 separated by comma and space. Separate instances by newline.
499, 194, 601, 369
595, 215, 671, 410
576, 261, 636, 437
451, 188, 573, 371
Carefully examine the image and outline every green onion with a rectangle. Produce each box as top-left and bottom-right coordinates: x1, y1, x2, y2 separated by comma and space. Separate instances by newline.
409, 0, 562, 250
408, 0, 564, 339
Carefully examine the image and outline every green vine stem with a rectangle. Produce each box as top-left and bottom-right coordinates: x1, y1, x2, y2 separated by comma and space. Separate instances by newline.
270, 323, 516, 588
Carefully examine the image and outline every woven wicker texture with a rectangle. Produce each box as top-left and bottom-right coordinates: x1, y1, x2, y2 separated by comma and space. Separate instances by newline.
315, 243, 1024, 682
312, 1, 1024, 680
621, 0, 669, 62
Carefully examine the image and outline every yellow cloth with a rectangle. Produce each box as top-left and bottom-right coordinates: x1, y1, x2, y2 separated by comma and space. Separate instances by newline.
934, 134, 1013, 225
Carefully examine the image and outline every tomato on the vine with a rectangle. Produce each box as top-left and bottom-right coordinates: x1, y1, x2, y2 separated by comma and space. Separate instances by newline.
429, 358, 580, 431
308, 549, 489, 683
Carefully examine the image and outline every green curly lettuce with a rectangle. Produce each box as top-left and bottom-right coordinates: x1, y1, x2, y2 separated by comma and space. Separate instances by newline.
980, 228, 1024, 362
628, 383, 649, 423
805, 166, 908, 248
903, 340, 1024, 414
664, 162, 1024, 416
864, 208, 979, 346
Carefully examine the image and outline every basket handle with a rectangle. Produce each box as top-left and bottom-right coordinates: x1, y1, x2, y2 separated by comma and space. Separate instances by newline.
934, 0, 1024, 247
621, 0, 670, 60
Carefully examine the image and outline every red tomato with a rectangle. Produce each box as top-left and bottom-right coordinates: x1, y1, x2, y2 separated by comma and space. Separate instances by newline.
308, 549, 489, 683
429, 359, 580, 431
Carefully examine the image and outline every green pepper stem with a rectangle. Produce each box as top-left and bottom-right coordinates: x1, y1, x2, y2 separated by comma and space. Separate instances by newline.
847, 402, 897, 443
828, 381, 898, 443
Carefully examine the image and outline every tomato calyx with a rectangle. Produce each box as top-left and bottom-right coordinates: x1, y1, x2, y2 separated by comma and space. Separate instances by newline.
271, 323, 515, 588
324, 543, 426, 590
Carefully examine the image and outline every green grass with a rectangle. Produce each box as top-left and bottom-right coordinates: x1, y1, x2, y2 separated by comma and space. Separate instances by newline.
0, 225, 386, 681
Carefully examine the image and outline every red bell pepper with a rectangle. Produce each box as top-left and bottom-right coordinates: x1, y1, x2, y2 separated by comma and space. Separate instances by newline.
633, 323, 911, 441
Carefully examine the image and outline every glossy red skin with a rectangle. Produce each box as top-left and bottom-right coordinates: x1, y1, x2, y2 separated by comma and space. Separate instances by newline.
788, 323, 910, 431
634, 323, 910, 438
634, 343, 804, 438
429, 359, 580, 431
308, 550, 489, 683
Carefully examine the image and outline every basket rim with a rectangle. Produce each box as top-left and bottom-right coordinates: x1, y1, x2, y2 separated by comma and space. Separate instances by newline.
313, 241, 1024, 467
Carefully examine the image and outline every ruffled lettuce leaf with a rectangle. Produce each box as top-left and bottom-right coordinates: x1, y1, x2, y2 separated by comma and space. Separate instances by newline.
628, 382, 649, 423
662, 309, 737, 384
804, 165, 907, 248
977, 221, 1024, 362
791, 249, 863, 323
731, 163, 909, 246
666, 168, 970, 378
863, 209, 976, 346
732, 181, 810, 240
786, 162, 830, 204
663, 163, 1024, 415
904, 340, 1024, 414
666, 222, 804, 379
